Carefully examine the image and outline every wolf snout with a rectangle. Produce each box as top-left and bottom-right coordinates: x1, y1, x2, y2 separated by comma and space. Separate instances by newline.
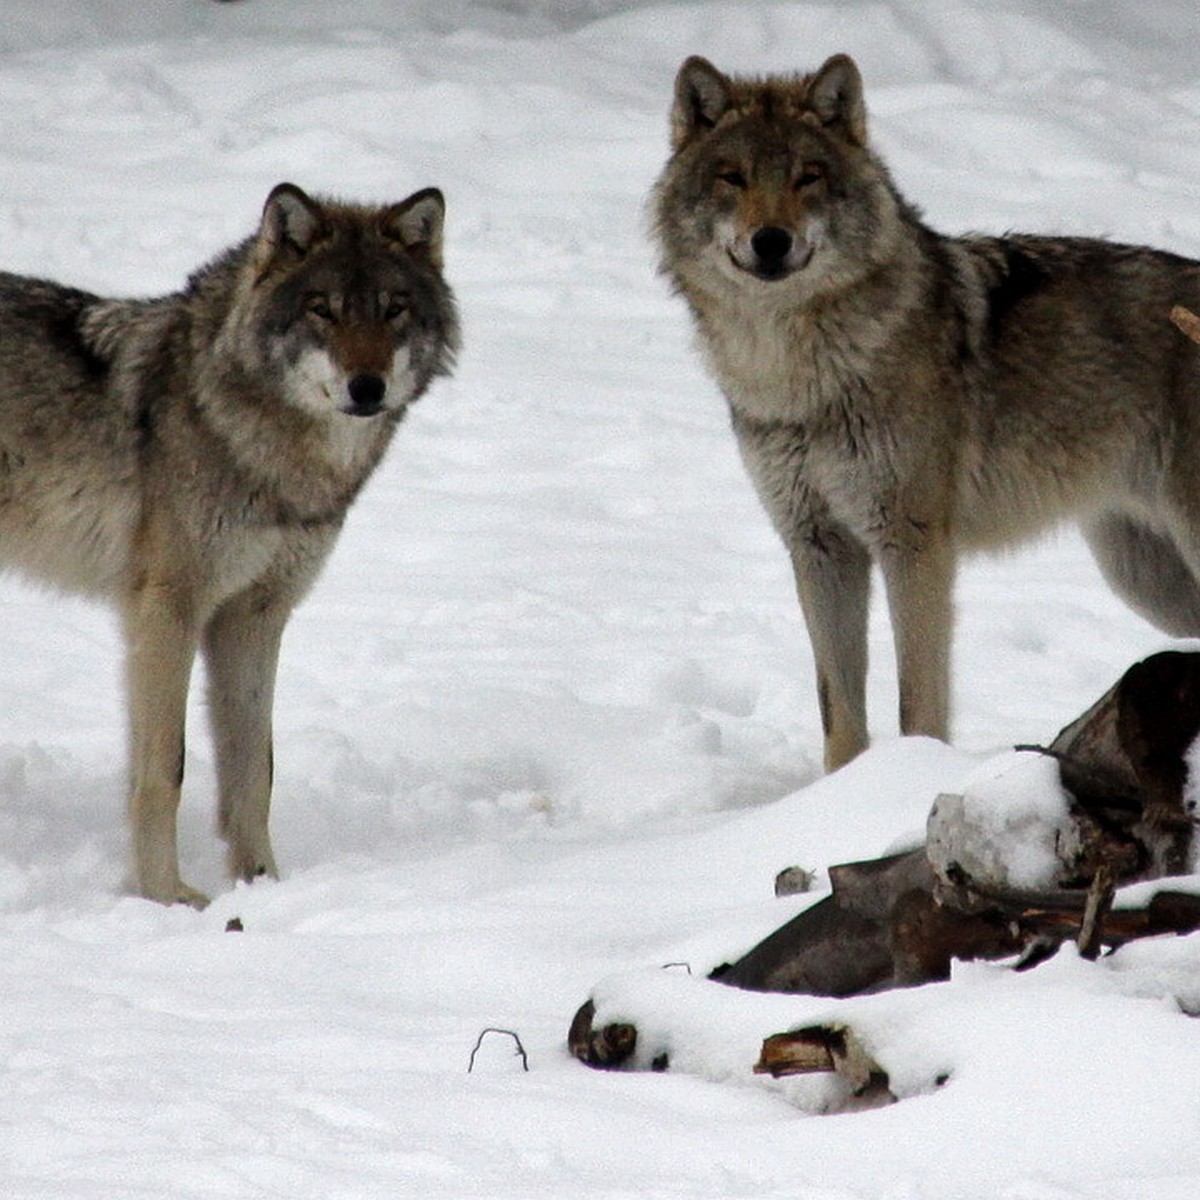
738, 226, 814, 281
346, 373, 386, 416
752, 227, 793, 267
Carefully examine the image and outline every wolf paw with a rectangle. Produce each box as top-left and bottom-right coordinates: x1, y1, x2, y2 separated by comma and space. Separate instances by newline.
228, 848, 280, 886
139, 879, 211, 909
174, 882, 212, 910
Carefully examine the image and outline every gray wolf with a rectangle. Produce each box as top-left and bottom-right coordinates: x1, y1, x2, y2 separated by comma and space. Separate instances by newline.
654, 53, 1200, 773
0, 182, 458, 905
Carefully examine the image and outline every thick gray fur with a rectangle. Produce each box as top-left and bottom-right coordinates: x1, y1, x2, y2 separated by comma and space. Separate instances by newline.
0, 183, 458, 903
654, 53, 1200, 770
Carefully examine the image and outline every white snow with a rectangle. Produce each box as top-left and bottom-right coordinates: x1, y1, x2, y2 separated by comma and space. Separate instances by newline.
927, 750, 1075, 890
3, 2, 1200, 1197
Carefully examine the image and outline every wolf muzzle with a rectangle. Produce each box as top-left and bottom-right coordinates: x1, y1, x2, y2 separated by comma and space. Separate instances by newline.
746, 226, 813, 281
728, 226, 815, 282
752, 227, 793, 273
347, 373, 387, 417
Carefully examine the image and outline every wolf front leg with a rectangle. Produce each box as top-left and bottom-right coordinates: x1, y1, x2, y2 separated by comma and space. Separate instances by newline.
878, 532, 954, 746
203, 588, 293, 887
123, 587, 208, 908
790, 528, 871, 772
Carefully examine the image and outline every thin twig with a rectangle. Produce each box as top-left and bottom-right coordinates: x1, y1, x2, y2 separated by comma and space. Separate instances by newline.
467, 1027, 529, 1073
1013, 743, 1140, 810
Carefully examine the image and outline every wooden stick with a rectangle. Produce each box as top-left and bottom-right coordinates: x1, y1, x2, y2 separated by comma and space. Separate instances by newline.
755, 1024, 896, 1109
755, 1027, 837, 1077
1076, 864, 1116, 961
1170, 304, 1200, 344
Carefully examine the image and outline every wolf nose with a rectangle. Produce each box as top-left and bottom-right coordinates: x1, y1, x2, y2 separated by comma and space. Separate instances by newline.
750, 226, 794, 269
347, 374, 386, 416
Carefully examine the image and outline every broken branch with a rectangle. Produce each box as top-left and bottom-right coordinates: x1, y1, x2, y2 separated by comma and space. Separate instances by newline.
1171, 304, 1200, 344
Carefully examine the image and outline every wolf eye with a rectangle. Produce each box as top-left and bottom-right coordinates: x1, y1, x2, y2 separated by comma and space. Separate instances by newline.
383, 296, 409, 321
306, 295, 335, 321
716, 169, 748, 189
795, 163, 826, 189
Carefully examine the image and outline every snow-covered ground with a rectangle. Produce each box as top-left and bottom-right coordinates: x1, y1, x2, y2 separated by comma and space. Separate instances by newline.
3, 2, 1200, 1196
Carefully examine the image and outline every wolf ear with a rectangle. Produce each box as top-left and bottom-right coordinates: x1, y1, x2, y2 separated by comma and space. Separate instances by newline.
259, 183, 330, 261
381, 188, 446, 268
671, 56, 733, 149
809, 54, 866, 145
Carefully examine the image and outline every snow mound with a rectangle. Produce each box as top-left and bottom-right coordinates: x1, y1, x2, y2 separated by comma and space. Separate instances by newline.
927, 749, 1076, 890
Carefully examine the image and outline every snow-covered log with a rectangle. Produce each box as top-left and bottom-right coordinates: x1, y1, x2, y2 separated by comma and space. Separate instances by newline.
570, 654, 1200, 1079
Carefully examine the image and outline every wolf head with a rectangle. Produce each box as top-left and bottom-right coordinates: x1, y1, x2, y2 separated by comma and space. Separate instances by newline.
225, 182, 459, 422
654, 54, 904, 296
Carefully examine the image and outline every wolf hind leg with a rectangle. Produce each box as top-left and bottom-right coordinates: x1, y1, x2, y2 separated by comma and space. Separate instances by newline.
790, 527, 871, 772
203, 588, 293, 886
1083, 513, 1200, 638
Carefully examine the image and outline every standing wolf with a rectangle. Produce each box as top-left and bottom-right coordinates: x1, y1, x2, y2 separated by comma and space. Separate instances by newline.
0, 182, 458, 905
654, 53, 1200, 773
